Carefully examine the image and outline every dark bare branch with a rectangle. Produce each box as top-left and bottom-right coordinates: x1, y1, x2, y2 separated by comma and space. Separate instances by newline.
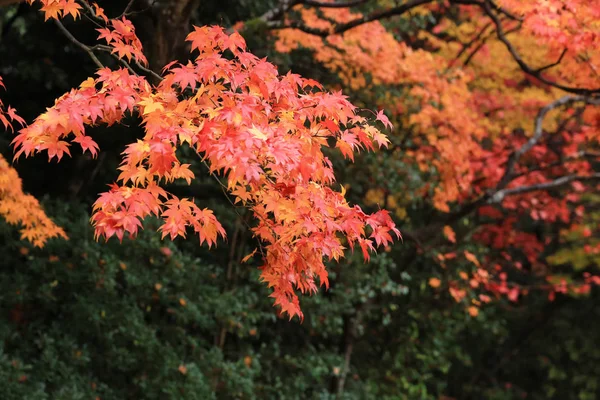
534, 48, 568, 73
463, 23, 520, 66
511, 151, 600, 180
119, 0, 137, 18
450, 21, 492, 66
267, 0, 435, 36
487, 0, 522, 21
302, 0, 368, 7
53, 19, 104, 69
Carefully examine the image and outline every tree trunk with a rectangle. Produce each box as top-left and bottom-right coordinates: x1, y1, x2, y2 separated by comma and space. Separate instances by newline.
137, 0, 201, 72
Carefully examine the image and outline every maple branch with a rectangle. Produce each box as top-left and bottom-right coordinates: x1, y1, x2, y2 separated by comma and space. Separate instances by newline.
53, 19, 104, 69
86, 43, 141, 76
260, 0, 370, 26
77, 1, 164, 82
266, 0, 435, 36
412, 96, 599, 241
533, 48, 568, 73
496, 95, 600, 190
450, 21, 492, 67
486, 0, 522, 21
119, 0, 137, 18
479, 0, 600, 95
77, 0, 104, 24
461, 21, 521, 67
413, 97, 600, 240
262, 0, 518, 39
60, 0, 146, 76
135, 59, 163, 82
489, 174, 600, 204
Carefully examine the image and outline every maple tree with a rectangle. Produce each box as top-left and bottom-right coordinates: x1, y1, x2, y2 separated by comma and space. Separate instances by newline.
2, 0, 399, 320
1, 0, 600, 398
1, 0, 598, 319
262, 0, 600, 315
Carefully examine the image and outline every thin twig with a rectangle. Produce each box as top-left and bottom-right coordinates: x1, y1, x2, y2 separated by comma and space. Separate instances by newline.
54, 19, 104, 69
119, 0, 136, 18
267, 0, 434, 36
479, 0, 600, 95
533, 48, 568, 73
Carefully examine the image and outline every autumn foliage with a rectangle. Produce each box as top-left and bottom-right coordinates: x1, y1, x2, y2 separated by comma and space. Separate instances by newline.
270, 0, 600, 313
5, 0, 399, 320
1, 0, 600, 321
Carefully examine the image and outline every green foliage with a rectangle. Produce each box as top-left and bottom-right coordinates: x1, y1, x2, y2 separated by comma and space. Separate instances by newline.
0, 203, 261, 398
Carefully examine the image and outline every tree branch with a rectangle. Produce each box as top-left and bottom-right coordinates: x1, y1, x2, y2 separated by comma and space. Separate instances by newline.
486, 0, 521, 21
533, 48, 567, 73
413, 96, 600, 241
479, 0, 600, 95
449, 21, 493, 67
496, 95, 600, 190
119, 0, 136, 18
53, 19, 104, 69
267, 0, 435, 36
462, 23, 521, 67
489, 173, 600, 204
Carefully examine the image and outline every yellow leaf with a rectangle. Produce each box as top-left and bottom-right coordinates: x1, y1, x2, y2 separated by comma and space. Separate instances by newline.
138, 96, 164, 115
249, 125, 268, 140
80, 77, 96, 89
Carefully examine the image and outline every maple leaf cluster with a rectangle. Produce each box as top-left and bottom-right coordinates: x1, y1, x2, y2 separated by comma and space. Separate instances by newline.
9, 3, 401, 320
96, 13, 147, 64
10, 0, 599, 319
